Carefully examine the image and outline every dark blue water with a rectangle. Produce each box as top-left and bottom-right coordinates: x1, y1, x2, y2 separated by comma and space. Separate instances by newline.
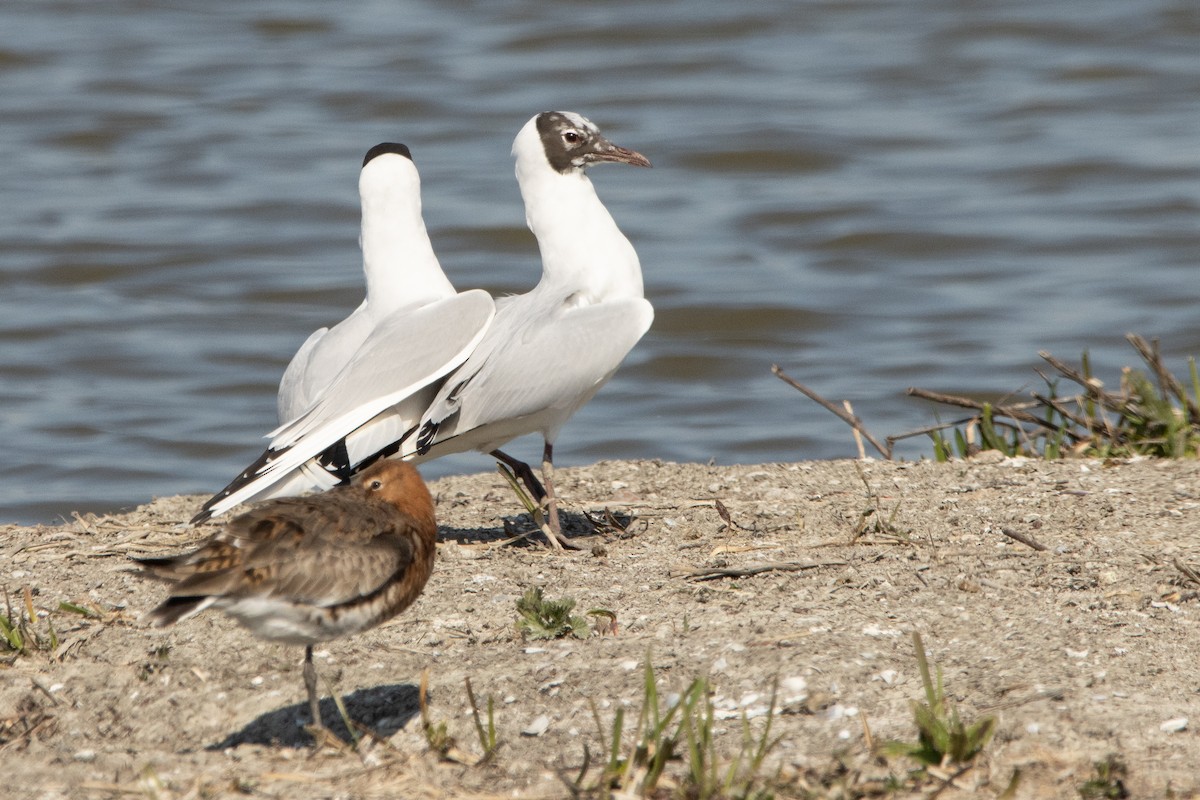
2, 0, 1198, 523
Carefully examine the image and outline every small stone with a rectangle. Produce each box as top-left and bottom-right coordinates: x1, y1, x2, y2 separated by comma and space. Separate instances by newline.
1160, 717, 1188, 733
73, 750, 96, 763
861, 624, 902, 637
522, 714, 551, 737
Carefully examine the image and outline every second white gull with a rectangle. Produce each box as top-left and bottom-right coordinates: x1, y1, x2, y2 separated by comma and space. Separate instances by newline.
193, 143, 494, 523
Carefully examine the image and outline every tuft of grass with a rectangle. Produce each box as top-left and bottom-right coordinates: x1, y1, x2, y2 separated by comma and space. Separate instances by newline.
882, 633, 995, 768
516, 587, 590, 640
419, 668, 457, 759
0, 587, 59, 658
418, 669, 499, 766
679, 677, 782, 800
851, 462, 910, 542
465, 676, 500, 763
912, 335, 1200, 461
1078, 756, 1129, 799
779, 334, 1200, 462
568, 657, 783, 799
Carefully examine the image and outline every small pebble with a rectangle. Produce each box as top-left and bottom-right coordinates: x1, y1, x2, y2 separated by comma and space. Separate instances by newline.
1160, 717, 1188, 733
522, 714, 551, 737
861, 624, 901, 637
73, 750, 96, 763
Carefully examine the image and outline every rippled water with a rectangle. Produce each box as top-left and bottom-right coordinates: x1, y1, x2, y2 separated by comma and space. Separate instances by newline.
3, 0, 1198, 524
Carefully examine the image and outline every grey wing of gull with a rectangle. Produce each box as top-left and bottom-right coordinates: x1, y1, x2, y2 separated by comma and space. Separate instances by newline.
423, 295, 653, 450
202, 291, 494, 518
277, 326, 328, 422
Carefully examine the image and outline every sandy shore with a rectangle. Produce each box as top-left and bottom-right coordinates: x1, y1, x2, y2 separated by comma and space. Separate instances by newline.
4, 455, 1200, 798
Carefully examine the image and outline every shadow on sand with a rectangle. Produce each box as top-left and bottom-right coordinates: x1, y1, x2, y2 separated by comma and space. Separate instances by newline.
208, 682, 420, 750
438, 509, 622, 547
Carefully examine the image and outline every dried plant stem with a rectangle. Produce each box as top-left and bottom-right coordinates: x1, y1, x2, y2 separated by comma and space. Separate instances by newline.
771, 365, 891, 459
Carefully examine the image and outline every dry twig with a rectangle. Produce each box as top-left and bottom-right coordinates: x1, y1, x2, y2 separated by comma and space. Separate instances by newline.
772, 365, 891, 459
998, 527, 1048, 552
685, 560, 846, 582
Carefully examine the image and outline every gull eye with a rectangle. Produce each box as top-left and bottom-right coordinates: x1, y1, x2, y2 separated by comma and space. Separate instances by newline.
369, 479, 383, 490
562, 130, 583, 145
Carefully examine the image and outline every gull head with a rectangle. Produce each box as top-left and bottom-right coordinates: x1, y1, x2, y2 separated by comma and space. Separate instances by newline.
359, 142, 420, 199
362, 142, 413, 167
514, 111, 651, 176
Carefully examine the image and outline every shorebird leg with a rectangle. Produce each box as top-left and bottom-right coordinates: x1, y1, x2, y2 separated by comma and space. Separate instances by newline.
303, 645, 323, 730
490, 449, 547, 502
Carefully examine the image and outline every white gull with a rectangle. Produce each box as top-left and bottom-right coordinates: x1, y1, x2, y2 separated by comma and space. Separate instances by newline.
411, 111, 653, 545
192, 143, 494, 523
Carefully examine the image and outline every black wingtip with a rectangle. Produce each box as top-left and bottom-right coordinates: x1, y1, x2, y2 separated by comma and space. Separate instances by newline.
143, 596, 207, 628
363, 142, 413, 167
415, 420, 439, 456
194, 446, 281, 525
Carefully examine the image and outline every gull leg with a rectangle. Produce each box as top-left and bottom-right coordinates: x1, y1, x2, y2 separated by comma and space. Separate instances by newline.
491, 449, 547, 502
303, 645, 323, 729
541, 441, 572, 549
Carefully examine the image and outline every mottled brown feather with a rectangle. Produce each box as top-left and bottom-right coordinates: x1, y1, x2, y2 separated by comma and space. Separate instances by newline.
137, 460, 438, 641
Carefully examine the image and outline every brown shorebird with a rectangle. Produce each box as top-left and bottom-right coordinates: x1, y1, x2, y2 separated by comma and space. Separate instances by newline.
136, 460, 437, 731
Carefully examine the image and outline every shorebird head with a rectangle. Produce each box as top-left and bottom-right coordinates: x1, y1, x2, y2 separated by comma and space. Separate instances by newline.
515, 111, 651, 176
354, 460, 435, 524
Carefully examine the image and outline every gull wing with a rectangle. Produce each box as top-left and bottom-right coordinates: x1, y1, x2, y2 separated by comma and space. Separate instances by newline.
195, 290, 495, 522
277, 326, 328, 422
422, 294, 653, 451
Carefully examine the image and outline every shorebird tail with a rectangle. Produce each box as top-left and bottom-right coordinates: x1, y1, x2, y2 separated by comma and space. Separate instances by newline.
140, 595, 216, 627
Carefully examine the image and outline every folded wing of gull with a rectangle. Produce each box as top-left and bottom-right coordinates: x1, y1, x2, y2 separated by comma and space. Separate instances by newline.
277, 142, 456, 425
417, 292, 653, 457
192, 290, 493, 523
269, 291, 494, 448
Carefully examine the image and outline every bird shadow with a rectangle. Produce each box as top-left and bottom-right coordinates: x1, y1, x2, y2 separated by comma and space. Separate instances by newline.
438, 508, 602, 547
207, 682, 419, 750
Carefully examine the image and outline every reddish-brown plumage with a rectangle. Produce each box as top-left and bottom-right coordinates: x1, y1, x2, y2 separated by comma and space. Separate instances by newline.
135, 460, 437, 729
